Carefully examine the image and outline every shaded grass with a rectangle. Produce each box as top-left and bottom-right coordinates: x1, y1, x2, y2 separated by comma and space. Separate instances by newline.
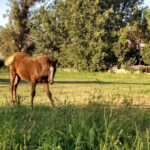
1, 71, 150, 85
0, 101, 150, 149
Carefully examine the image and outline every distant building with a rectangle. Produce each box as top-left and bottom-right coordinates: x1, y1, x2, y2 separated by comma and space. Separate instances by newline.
0, 25, 4, 30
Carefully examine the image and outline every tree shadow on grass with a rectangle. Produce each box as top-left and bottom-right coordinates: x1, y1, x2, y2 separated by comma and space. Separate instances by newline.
0, 78, 27, 85
0, 78, 10, 84
55, 80, 150, 86
0, 78, 150, 86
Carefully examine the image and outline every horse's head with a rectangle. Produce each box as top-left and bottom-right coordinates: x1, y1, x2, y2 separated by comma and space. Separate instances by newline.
49, 59, 58, 85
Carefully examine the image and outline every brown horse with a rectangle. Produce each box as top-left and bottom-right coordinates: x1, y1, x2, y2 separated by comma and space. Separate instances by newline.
4, 52, 57, 108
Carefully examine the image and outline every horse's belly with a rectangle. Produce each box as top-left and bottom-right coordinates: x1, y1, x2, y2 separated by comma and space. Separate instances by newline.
37, 76, 48, 83
21, 76, 31, 82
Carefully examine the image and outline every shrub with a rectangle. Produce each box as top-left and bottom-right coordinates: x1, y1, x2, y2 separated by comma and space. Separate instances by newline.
0, 59, 4, 68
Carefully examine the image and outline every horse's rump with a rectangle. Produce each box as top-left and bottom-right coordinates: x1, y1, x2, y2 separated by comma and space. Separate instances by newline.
4, 52, 30, 66
4, 55, 15, 66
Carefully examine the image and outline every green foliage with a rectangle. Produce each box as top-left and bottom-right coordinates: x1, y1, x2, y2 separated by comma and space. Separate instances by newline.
145, 8, 150, 31
112, 4, 150, 68
30, 0, 145, 71
29, 3, 61, 58
139, 8, 150, 65
140, 42, 150, 65
113, 24, 139, 68
1, 0, 149, 70
30, 0, 114, 71
0, 27, 19, 56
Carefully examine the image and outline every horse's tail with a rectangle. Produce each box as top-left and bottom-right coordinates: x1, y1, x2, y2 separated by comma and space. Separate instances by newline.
4, 55, 15, 66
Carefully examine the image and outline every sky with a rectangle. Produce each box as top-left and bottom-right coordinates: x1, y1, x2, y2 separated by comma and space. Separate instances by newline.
0, 0, 150, 27
0, 0, 9, 27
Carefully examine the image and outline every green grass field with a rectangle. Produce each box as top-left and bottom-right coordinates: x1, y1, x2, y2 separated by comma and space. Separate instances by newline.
1, 71, 150, 149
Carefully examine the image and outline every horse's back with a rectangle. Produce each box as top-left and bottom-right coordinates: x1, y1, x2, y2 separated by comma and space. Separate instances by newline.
14, 52, 30, 60
13, 52, 34, 70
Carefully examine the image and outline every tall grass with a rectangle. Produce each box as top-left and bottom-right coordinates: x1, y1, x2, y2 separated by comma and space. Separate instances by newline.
1, 71, 150, 149
0, 93, 150, 150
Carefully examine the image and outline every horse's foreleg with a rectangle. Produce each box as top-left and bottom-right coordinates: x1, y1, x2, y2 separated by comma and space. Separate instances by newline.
31, 82, 36, 109
13, 75, 20, 100
9, 73, 16, 106
42, 83, 55, 108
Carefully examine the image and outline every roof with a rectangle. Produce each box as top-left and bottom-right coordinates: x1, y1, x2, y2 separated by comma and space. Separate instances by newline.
0, 25, 4, 30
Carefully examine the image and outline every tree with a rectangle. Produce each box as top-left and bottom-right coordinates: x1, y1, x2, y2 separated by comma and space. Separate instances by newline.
30, 0, 116, 71
140, 8, 150, 65
112, 4, 150, 68
113, 24, 140, 68
1, 0, 145, 70
30, 0, 145, 71
145, 8, 150, 31
0, 27, 18, 56
141, 42, 150, 64
0, 0, 43, 56
29, 3, 61, 58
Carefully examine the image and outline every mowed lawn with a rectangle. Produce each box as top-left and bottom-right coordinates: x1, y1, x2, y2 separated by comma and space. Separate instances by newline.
0, 71, 150, 106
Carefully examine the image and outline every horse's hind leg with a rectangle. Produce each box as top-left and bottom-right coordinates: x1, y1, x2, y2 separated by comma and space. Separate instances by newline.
42, 83, 55, 108
13, 75, 20, 100
9, 71, 16, 105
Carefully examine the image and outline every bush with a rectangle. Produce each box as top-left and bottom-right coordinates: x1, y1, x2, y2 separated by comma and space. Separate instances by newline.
0, 59, 4, 68
140, 42, 150, 65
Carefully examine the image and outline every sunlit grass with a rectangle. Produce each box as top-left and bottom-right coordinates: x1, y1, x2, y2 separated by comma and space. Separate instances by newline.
1, 71, 150, 106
